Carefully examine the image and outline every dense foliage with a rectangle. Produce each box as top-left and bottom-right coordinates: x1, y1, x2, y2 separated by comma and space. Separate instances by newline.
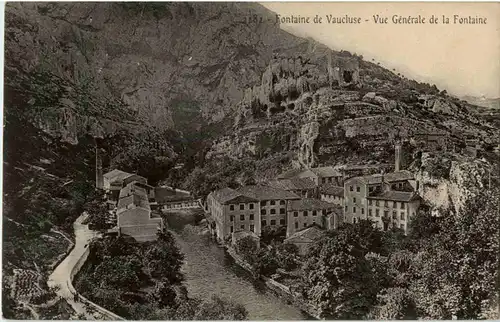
298, 188, 499, 319
76, 232, 248, 320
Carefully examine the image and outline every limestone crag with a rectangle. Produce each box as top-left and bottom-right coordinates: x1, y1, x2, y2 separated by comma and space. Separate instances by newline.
414, 152, 491, 214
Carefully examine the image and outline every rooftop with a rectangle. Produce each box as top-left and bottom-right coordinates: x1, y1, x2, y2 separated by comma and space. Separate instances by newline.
288, 198, 336, 211
103, 169, 131, 180
237, 185, 300, 201
311, 166, 342, 177
117, 193, 150, 212
268, 177, 316, 191
319, 184, 344, 196
367, 190, 420, 202
119, 182, 147, 199
285, 225, 325, 243
348, 170, 414, 185
276, 168, 312, 180
209, 187, 247, 204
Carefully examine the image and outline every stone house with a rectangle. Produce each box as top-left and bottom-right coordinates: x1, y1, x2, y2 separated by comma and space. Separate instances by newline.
268, 177, 317, 198
286, 198, 343, 237
276, 166, 343, 187
284, 225, 325, 256
206, 185, 300, 242
103, 169, 148, 201
116, 182, 163, 242
343, 170, 419, 234
319, 184, 344, 206
366, 191, 420, 233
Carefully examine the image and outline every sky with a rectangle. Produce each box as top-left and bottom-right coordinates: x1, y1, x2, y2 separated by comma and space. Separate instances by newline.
262, 2, 500, 98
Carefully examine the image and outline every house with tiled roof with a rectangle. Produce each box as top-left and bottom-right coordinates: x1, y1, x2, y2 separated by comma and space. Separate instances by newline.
343, 170, 420, 234
286, 199, 343, 237
103, 169, 148, 201
284, 225, 325, 256
276, 166, 343, 186
116, 181, 163, 242
319, 184, 344, 206
268, 177, 317, 198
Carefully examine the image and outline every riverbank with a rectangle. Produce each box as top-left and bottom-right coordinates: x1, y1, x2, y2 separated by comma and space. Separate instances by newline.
225, 246, 319, 319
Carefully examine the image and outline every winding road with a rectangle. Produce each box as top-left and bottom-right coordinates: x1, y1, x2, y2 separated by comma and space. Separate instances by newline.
48, 213, 99, 319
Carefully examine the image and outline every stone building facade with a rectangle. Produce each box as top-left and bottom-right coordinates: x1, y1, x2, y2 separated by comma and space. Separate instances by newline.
286, 198, 343, 237
116, 182, 163, 242
343, 170, 419, 234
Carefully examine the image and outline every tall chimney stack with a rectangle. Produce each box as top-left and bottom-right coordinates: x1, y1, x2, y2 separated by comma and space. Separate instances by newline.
95, 145, 104, 190
395, 142, 402, 172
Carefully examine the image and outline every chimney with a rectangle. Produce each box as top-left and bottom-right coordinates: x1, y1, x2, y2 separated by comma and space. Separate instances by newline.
95, 146, 104, 190
395, 142, 402, 172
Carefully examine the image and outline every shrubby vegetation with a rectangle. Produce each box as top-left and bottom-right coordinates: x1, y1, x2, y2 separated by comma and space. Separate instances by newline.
297, 188, 499, 319
76, 232, 248, 320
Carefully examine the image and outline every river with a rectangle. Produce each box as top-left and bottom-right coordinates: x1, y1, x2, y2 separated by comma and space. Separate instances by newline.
165, 210, 310, 320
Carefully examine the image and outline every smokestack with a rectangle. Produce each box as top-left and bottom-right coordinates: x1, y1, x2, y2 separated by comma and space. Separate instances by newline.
395, 142, 402, 172
95, 146, 104, 190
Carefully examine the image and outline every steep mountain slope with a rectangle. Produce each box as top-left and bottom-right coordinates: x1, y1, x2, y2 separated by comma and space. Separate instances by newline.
3, 2, 500, 319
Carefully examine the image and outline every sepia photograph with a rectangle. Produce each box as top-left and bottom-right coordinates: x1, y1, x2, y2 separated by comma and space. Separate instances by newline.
2, 1, 499, 320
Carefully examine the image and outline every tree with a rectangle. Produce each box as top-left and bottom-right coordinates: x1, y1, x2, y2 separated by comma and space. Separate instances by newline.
301, 228, 386, 319
408, 188, 500, 319
235, 236, 258, 263
143, 231, 185, 284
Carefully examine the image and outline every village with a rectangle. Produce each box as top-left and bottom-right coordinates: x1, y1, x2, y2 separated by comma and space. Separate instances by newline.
95, 138, 421, 258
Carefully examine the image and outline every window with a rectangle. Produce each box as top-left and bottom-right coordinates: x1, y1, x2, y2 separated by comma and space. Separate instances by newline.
230, 226, 234, 233
280, 200, 285, 205
313, 210, 317, 216
369, 209, 372, 216
249, 203, 254, 210
356, 186, 360, 192
384, 211, 388, 218
400, 212, 405, 220
270, 200, 276, 206
353, 217, 357, 224
280, 219, 285, 225
261, 209, 266, 215
353, 197, 357, 203
240, 204, 244, 210
250, 224, 255, 232
230, 216, 234, 222
270, 209, 276, 215
400, 223, 404, 229
350, 186, 353, 191
261, 201, 267, 206
369, 187, 374, 192
271, 219, 276, 225
400, 202, 404, 209
293, 211, 298, 217
303, 211, 308, 217
250, 214, 254, 220
345, 205, 348, 211
230, 205, 234, 211
376, 200, 379, 206
295, 222, 298, 229
262, 220, 266, 226
322, 178, 326, 183
353, 207, 356, 213
369, 200, 372, 206
393, 211, 397, 219
322, 209, 327, 215
361, 208, 365, 215
240, 215, 245, 221
376, 209, 380, 217
280, 208, 285, 214
241, 225, 245, 230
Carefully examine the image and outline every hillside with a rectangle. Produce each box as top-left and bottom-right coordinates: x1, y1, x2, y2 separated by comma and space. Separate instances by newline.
3, 2, 500, 319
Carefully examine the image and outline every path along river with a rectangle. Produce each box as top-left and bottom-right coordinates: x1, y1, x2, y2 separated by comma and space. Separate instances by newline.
165, 210, 311, 320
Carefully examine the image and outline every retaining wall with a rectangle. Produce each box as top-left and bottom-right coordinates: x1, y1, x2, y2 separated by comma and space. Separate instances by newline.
68, 247, 125, 320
